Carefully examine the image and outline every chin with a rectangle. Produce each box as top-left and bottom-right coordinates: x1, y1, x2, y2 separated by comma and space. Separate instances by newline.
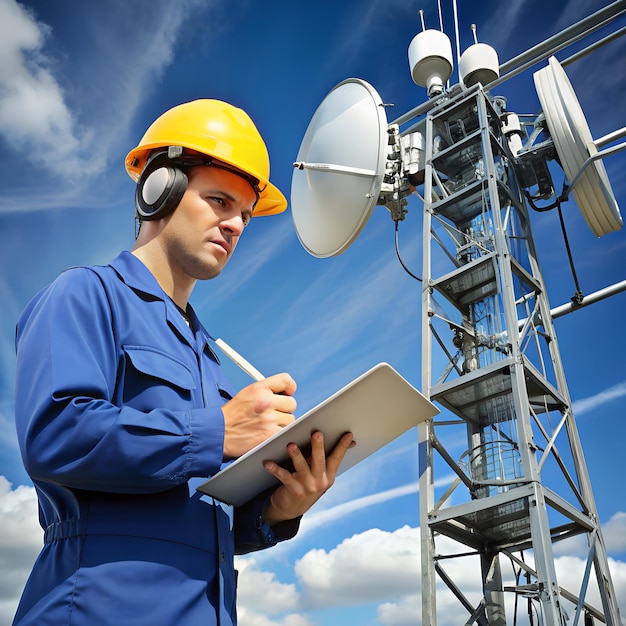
196, 260, 227, 281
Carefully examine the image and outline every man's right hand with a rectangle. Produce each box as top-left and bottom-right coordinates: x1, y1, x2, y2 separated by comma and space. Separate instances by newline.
221, 373, 297, 459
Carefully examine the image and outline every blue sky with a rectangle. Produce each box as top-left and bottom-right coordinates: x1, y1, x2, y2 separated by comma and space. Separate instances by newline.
0, 0, 625, 624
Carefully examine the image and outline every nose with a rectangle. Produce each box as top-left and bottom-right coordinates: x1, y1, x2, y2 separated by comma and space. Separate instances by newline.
220, 213, 245, 237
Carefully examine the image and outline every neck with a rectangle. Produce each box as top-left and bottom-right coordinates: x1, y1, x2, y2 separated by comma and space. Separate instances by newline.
132, 226, 195, 310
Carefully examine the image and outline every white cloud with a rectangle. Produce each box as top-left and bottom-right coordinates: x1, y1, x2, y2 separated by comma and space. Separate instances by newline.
0, 477, 41, 625
554, 510, 626, 559
237, 498, 626, 624
572, 380, 626, 416
236, 558, 302, 615
377, 594, 420, 626
555, 554, 626, 617
288, 525, 626, 624
295, 526, 421, 608
236, 606, 315, 626
602, 511, 626, 554
3, 475, 626, 625
0, 0, 217, 202
235, 558, 314, 626
0, 0, 87, 176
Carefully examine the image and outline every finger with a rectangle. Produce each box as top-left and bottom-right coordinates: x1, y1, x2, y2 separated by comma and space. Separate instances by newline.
272, 392, 297, 415
307, 430, 327, 476
324, 432, 355, 476
263, 373, 297, 396
263, 458, 299, 488
274, 412, 296, 428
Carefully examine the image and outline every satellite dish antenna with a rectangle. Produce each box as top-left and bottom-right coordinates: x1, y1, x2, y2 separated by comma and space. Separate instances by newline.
534, 56, 622, 237
291, 78, 388, 258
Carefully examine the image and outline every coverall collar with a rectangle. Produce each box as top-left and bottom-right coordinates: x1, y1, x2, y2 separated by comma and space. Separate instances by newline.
108, 251, 210, 348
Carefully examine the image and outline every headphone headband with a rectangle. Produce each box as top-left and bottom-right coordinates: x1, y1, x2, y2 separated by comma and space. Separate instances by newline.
135, 148, 261, 221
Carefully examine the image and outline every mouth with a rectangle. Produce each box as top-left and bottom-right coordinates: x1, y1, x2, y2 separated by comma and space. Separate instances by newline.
211, 239, 231, 255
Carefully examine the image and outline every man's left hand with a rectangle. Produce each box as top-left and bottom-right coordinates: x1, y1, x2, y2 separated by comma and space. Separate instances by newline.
262, 431, 355, 524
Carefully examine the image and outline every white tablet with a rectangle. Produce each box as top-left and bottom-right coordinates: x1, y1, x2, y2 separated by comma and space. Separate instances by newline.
196, 363, 438, 506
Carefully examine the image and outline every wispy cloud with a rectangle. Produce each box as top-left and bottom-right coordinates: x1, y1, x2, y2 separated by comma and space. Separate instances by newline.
194, 215, 296, 307
479, 0, 526, 56
319, 0, 422, 73
572, 380, 626, 415
5, 475, 622, 626
0, 0, 217, 210
0, 0, 83, 175
256, 222, 422, 383
303, 483, 420, 532
272, 466, 457, 547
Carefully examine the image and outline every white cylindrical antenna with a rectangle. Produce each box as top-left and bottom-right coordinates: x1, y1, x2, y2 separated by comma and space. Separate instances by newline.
502, 112, 524, 156
408, 29, 453, 97
459, 23, 500, 88
419, 9, 425, 32
460, 43, 500, 88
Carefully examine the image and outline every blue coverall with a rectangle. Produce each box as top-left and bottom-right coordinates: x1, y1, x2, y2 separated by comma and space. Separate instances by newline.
13, 251, 298, 625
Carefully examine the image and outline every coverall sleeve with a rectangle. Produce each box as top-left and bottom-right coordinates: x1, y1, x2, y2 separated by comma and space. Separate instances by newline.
15, 268, 224, 494
234, 489, 301, 554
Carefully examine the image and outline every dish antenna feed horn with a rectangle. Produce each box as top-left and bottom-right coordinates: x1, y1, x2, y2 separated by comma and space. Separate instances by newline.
291, 78, 422, 258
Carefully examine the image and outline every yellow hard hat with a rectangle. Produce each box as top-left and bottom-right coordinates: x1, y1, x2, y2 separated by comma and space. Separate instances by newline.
125, 99, 287, 216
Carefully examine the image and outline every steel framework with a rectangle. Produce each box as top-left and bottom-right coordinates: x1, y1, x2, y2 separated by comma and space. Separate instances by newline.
413, 84, 623, 625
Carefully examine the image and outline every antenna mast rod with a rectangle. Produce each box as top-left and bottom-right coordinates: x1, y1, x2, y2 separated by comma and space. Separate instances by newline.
562, 25, 626, 67
492, 0, 626, 87
550, 280, 626, 319
452, 0, 461, 82
517, 280, 626, 329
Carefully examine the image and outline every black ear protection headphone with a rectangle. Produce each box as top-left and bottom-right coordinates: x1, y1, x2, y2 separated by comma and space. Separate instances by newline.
135, 146, 263, 222
135, 147, 188, 221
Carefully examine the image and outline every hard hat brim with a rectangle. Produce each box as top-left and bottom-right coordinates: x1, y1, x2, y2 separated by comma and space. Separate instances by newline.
125, 145, 287, 217
254, 182, 288, 216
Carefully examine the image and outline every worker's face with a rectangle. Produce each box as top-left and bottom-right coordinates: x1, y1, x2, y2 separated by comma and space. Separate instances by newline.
160, 165, 257, 281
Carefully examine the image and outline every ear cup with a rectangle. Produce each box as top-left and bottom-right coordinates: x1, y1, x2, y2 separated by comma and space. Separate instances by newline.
135, 160, 188, 220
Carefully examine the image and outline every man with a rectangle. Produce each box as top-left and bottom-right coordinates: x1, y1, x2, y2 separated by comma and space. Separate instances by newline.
13, 99, 354, 625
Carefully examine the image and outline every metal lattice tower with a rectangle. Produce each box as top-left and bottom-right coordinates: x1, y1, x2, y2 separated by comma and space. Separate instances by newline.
416, 84, 623, 625
289, 3, 625, 622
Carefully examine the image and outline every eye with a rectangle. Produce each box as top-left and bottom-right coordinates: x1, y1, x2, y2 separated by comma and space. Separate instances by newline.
209, 196, 226, 207
242, 212, 252, 228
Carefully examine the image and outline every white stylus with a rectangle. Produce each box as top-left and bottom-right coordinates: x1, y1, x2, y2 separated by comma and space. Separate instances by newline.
215, 338, 265, 382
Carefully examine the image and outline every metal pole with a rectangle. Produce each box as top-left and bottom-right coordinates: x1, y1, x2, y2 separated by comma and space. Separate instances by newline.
550, 279, 626, 319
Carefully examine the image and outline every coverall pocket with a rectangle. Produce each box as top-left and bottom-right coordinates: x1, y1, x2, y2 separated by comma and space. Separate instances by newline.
122, 345, 196, 409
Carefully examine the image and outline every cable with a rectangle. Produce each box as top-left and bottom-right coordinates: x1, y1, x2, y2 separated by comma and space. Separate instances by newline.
525, 189, 560, 212
394, 219, 422, 282
556, 200, 584, 304
526, 188, 584, 305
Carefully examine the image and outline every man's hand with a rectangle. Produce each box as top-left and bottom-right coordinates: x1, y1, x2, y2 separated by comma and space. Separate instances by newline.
222, 373, 297, 459
262, 431, 355, 525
